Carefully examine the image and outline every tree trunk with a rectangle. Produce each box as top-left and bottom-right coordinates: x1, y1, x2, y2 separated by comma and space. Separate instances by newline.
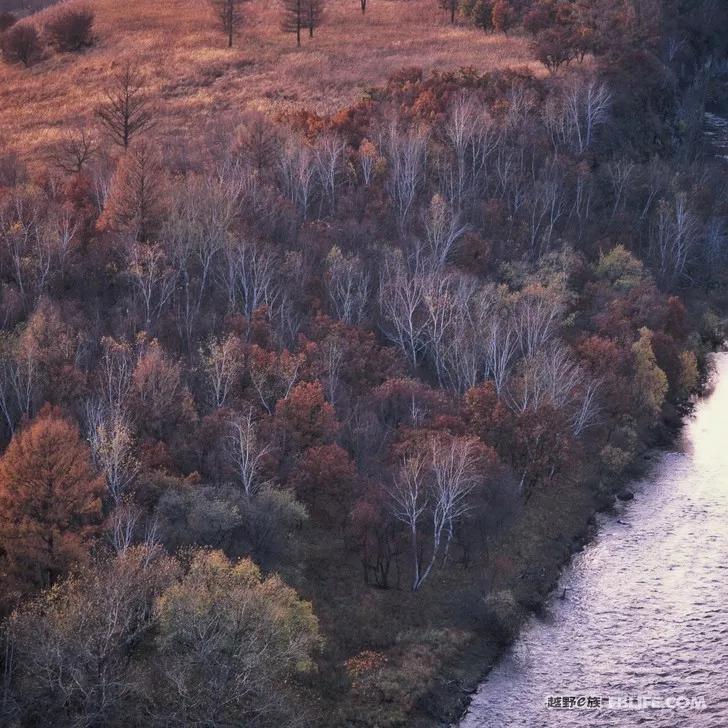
410, 524, 420, 591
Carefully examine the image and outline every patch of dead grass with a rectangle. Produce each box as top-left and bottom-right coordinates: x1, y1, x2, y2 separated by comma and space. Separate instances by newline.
0, 0, 539, 161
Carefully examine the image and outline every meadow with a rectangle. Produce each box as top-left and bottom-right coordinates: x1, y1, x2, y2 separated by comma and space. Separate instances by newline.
0, 0, 536, 160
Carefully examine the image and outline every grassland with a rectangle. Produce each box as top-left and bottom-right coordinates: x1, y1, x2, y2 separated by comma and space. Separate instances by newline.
0, 0, 537, 160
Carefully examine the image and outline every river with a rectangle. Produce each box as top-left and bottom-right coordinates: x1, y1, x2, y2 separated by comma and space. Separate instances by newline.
459, 351, 728, 728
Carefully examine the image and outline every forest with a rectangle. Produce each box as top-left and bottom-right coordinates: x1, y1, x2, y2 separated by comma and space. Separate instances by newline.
1, 0, 728, 725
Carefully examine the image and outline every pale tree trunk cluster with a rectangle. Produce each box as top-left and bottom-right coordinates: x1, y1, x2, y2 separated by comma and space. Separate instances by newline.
386, 435, 483, 591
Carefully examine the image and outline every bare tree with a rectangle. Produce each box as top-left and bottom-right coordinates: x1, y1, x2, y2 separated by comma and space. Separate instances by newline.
220, 237, 280, 320
227, 409, 273, 497
358, 138, 379, 188
305, 0, 325, 37
96, 61, 155, 149
0, 335, 38, 436
513, 292, 561, 358
443, 93, 499, 212
523, 156, 566, 258
651, 192, 698, 286
199, 334, 243, 409
488, 316, 517, 395
3, 545, 175, 727
86, 403, 139, 505
127, 242, 175, 332
248, 349, 300, 414
420, 269, 457, 387
386, 454, 427, 590
439, 0, 458, 24
314, 133, 345, 217
210, 0, 250, 47
325, 246, 370, 325
383, 121, 428, 233
428, 435, 482, 565
106, 500, 142, 554
0, 191, 74, 304
280, 0, 304, 45
97, 337, 134, 414
386, 435, 482, 591
505, 344, 600, 437
0, 192, 40, 306
48, 123, 98, 174
417, 269, 504, 393
571, 375, 601, 436
577, 79, 611, 151
277, 137, 315, 219
546, 78, 611, 155
164, 170, 241, 346
318, 334, 345, 406
378, 250, 428, 368
607, 158, 635, 218
422, 193, 468, 266
42, 206, 78, 277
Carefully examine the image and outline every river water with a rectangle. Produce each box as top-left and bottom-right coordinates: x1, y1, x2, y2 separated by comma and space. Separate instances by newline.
459, 351, 728, 728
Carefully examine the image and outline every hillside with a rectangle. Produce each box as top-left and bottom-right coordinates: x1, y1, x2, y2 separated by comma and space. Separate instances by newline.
2, 1, 728, 727
0, 0, 535, 160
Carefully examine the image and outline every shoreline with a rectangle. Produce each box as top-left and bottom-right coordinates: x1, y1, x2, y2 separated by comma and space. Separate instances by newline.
411, 402, 700, 727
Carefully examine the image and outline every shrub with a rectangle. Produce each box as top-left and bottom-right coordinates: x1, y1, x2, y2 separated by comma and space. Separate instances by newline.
491, 0, 516, 33
531, 27, 574, 72
0, 11, 17, 33
45, 7, 94, 52
461, 0, 494, 31
1, 23, 42, 67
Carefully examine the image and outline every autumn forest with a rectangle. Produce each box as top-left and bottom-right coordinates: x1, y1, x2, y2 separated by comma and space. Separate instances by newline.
0, 0, 727, 725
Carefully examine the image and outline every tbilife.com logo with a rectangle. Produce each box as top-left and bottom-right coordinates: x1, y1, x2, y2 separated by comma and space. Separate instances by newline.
546, 695, 707, 711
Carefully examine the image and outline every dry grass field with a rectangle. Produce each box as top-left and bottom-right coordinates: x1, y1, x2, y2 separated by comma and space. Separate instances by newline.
0, 0, 537, 160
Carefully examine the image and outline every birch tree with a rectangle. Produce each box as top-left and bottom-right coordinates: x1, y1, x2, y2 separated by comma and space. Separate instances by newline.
227, 409, 272, 497
386, 435, 483, 591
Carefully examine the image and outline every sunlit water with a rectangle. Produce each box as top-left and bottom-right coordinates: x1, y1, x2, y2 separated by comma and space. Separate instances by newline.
459, 352, 728, 728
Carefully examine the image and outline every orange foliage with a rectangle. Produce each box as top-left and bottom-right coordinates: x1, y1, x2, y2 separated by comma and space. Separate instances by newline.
290, 443, 356, 521
0, 406, 103, 593
275, 380, 339, 452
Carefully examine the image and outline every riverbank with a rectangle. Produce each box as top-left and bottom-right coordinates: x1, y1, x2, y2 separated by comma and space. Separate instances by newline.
409, 488, 601, 726
410, 378, 713, 727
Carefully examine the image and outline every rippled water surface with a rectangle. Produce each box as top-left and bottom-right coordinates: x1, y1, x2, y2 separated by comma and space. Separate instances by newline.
460, 352, 728, 728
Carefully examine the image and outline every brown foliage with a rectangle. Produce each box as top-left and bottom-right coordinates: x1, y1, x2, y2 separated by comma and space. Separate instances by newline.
0, 12, 16, 33
275, 380, 339, 452
290, 443, 356, 521
0, 407, 103, 594
129, 340, 196, 442
1, 23, 42, 67
100, 140, 165, 241
45, 7, 95, 52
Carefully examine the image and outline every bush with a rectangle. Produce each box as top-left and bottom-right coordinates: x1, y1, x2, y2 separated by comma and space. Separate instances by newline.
0, 12, 17, 33
491, 0, 516, 33
461, 0, 494, 31
1, 23, 42, 67
45, 7, 94, 52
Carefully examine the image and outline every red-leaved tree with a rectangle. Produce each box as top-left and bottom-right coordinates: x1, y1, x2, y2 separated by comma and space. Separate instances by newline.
0, 407, 103, 594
